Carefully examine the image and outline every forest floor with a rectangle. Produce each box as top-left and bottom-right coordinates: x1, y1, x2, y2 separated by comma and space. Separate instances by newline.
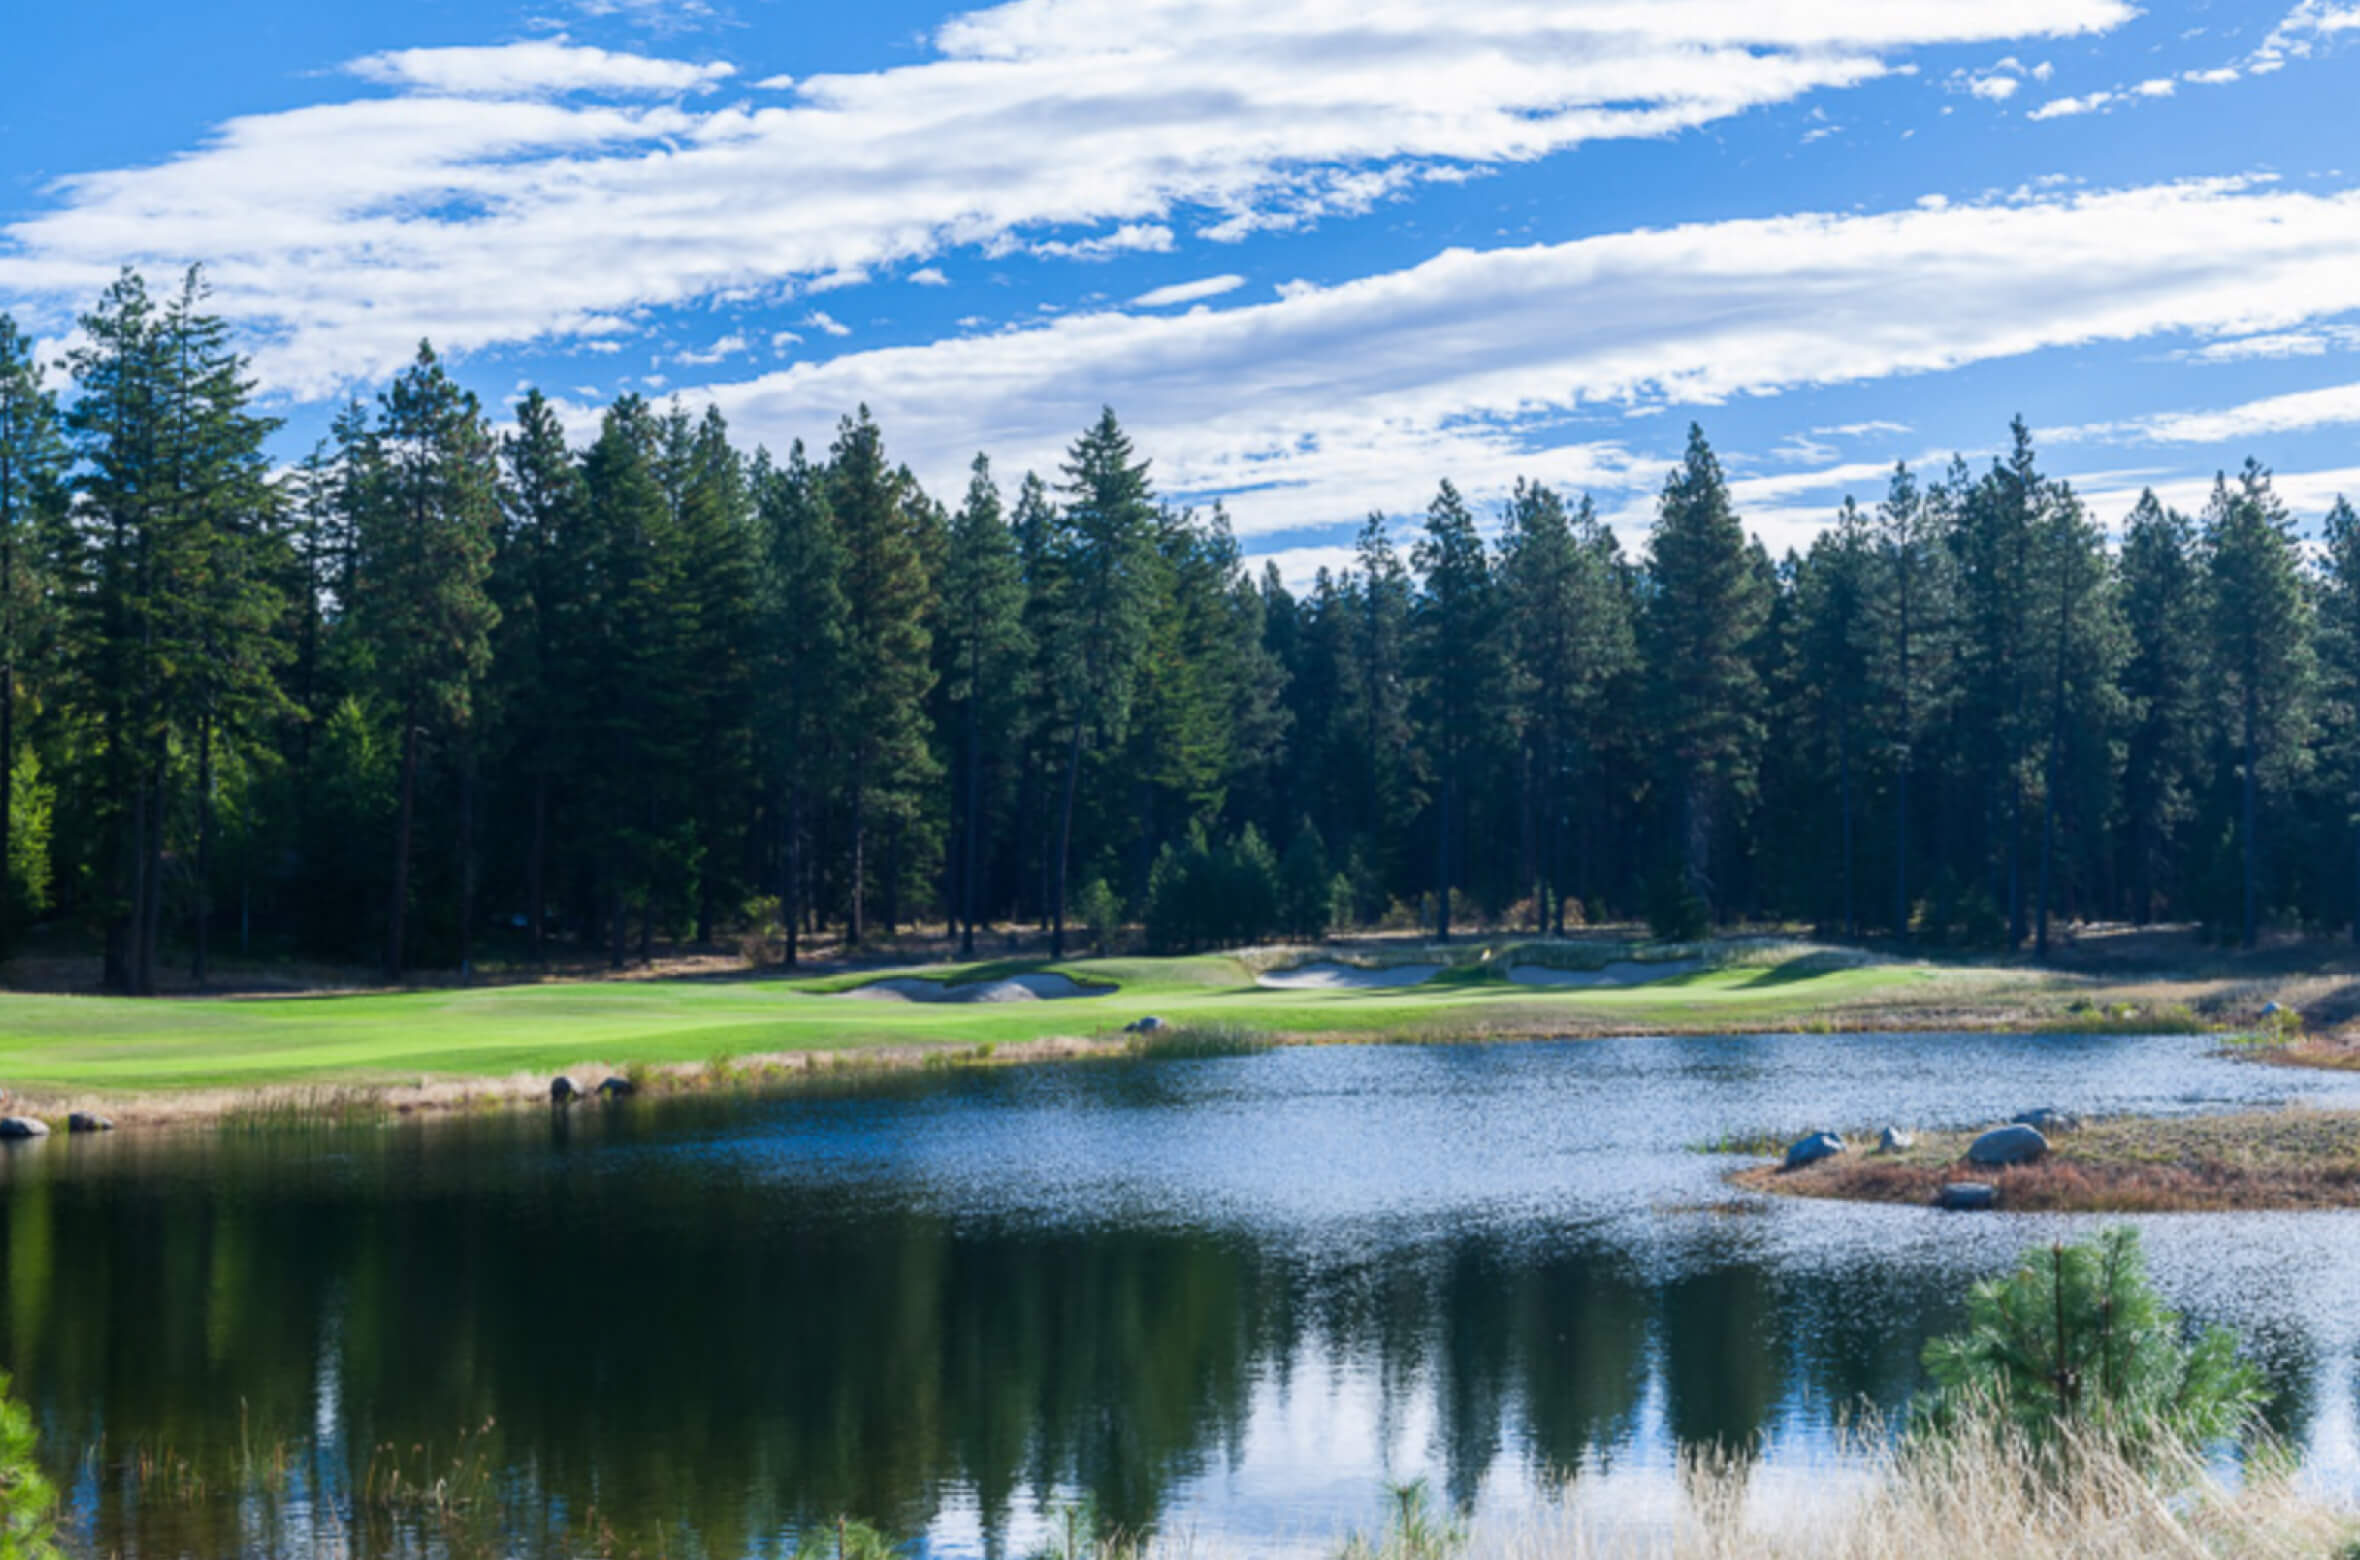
1730, 1107, 2360, 1212
4, 923, 2360, 1127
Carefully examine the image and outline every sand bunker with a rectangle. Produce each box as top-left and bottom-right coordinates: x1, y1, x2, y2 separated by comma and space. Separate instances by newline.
1256, 961, 1444, 990
840, 972, 1102, 1003
1507, 959, 1706, 988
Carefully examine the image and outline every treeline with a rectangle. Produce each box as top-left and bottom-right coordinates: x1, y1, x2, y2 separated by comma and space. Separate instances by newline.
0, 269, 2355, 989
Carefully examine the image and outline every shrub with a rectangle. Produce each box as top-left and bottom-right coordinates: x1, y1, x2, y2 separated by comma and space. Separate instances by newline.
1073, 876, 1122, 954
1645, 869, 1709, 942
1142, 822, 1281, 952
1918, 1227, 2264, 1460
1277, 820, 1334, 940
0, 1371, 55, 1559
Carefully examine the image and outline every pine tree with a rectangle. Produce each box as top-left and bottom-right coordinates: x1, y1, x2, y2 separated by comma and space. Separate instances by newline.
2320, 495, 2360, 940
1642, 425, 1769, 922
938, 454, 1030, 954
1792, 500, 1874, 935
755, 442, 847, 964
1045, 409, 1156, 958
2029, 482, 2118, 959
1410, 481, 1505, 940
346, 343, 500, 979
828, 408, 936, 946
677, 406, 760, 944
1863, 462, 1951, 941
2117, 490, 2206, 924
2204, 461, 2314, 947
0, 317, 66, 937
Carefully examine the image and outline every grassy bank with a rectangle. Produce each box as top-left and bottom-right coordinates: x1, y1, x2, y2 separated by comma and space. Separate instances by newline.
1734, 1107, 2360, 1212
0, 933, 2309, 1125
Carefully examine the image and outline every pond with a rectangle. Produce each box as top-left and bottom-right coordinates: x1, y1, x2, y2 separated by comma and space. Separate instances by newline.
14, 1031, 2360, 1558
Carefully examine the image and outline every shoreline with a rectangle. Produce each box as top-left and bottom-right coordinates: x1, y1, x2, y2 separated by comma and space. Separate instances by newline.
0, 1003, 2282, 1134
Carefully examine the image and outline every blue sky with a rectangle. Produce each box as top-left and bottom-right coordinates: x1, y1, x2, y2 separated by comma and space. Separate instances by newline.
6, 0, 2360, 575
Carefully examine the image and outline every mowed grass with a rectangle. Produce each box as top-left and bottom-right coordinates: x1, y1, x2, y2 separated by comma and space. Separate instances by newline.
0, 950, 1965, 1097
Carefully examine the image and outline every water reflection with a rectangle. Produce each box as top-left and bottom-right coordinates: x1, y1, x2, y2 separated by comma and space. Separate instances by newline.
6, 1032, 2360, 1557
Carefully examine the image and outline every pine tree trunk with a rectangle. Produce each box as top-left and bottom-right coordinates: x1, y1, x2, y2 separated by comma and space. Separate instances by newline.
784, 788, 802, 966
1435, 766, 1452, 942
848, 750, 868, 947
387, 712, 419, 980
961, 687, 981, 956
458, 731, 476, 984
1838, 705, 1855, 939
528, 769, 548, 964
2243, 701, 2260, 949
192, 712, 212, 984
1051, 719, 1083, 959
0, 647, 12, 932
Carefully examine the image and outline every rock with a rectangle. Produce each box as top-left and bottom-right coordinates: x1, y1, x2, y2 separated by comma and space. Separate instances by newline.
1878, 1127, 1914, 1153
2012, 1108, 2081, 1133
1124, 1015, 1168, 1034
1782, 1131, 1846, 1171
597, 1076, 636, 1098
1936, 1181, 1998, 1211
66, 1112, 112, 1133
0, 1117, 48, 1140
1968, 1124, 2049, 1166
549, 1076, 580, 1105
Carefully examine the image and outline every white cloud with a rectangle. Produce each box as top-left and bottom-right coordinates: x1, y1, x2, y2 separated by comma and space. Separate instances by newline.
752, 73, 796, 90
1969, 75, 2020, 100
908, 266, 949, 285
347, 41, 736, 97
675, 178, 2360, 536
2173, 326, 2360, 362
1132, 274, 1247, 308
2048, 381, 2360, 445
804, 310, 850, 337
673, 331, 748, 364
769, 329, 802, 352
1027, 223, 1174, 261
0, 0, 2135, 392
2030, 90, 2113, 118
1813, 419, 1913, 438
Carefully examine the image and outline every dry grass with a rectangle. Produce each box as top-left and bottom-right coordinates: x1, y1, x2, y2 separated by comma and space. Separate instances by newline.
1455, 1419, 2356, 1559
1733, 1108, 2360, 1212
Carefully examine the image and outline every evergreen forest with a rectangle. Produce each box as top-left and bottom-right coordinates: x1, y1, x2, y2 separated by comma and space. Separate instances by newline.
3, 269, 2356, 990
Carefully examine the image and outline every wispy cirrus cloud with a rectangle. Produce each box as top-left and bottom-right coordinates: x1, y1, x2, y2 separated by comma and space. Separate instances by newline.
348, 40, 736, 96
672, 178, 2360, 535
0, 0, 2134, 394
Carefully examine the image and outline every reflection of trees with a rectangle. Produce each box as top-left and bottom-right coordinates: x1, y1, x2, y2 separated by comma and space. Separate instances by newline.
0, 1122, 2035, 1557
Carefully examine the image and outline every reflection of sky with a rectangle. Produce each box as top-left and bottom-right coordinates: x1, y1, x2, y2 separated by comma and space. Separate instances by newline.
657, 1033, 2360, 1550
28, 1032, 2360, 1557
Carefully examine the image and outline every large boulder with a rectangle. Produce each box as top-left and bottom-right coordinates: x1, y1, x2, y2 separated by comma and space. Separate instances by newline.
549, 1076, 580, 1105
0, 1117, 48, 1139
1969, 1124, 2049, 1166
66, 1112, 113, 1133
1782, 1131, 1846, 1171
597, 1076, 636, 1098
2012, 1107, 2081, 1134
1936, 1181, 1999, 1211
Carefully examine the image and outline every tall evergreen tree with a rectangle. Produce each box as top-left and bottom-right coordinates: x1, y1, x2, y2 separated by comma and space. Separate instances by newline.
2116, 490, 2207, 924
1642, 425, 1769, 924
938, 454, 1030, 954
346, 343, 499, 979
1045, 410, 1156, 957
0, 317, 65, 935
755, 442, 847, 964
2204, 461, 2314, 947
827, 408, 936, 946
1863, 462, 1950, 940
2320, 495, 2360, 940
1410, 481, 1505, 940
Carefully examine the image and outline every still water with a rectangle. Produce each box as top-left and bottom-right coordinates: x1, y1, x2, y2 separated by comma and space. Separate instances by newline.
15, 1031, 2360, 1557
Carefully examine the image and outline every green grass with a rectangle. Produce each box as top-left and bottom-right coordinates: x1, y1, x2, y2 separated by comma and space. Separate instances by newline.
0, 949, 1979, 1099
